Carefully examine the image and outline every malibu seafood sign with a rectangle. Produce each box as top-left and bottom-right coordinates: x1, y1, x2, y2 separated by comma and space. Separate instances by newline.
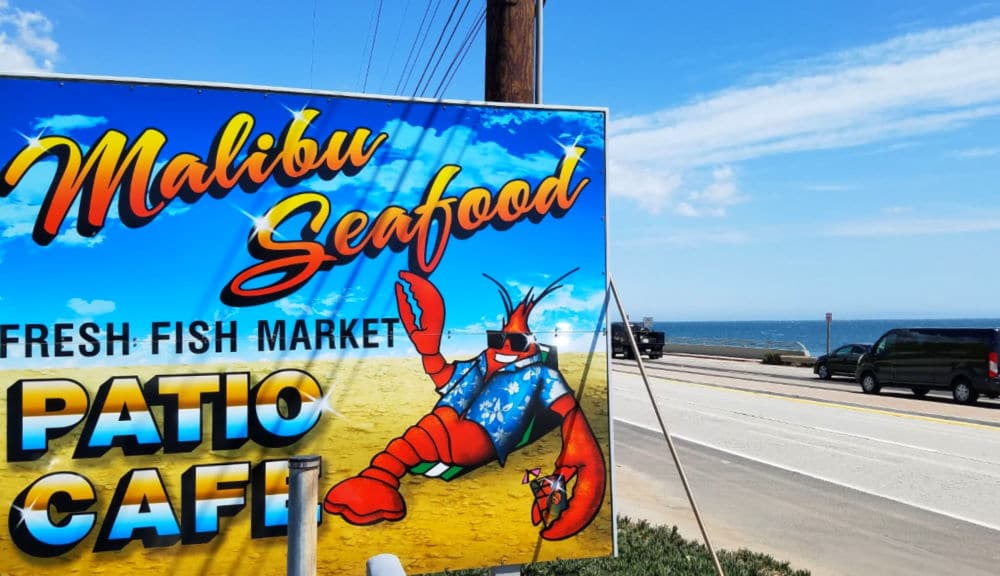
0, 74, 613, 575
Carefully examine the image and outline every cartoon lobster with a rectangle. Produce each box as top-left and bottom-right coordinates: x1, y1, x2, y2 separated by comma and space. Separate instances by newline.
323, 268, 606, 540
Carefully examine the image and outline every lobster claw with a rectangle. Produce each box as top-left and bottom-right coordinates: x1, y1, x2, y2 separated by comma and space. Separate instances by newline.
533, 460, 605, 540
395, 271, 445, 356
531, 406, 607, 540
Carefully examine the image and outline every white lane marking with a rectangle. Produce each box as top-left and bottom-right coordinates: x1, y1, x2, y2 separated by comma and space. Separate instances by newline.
616, 416, 1000, 533
692, 396, 1000, 468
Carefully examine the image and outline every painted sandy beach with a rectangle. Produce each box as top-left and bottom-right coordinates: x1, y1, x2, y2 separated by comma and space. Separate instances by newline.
0, 353, 613, 575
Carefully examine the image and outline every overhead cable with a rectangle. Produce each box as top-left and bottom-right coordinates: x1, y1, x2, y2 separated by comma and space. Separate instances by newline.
377, 0, 411, 93
417, 0, 473, 98
396, 0, 442, 95
433, 6, 486, 99
362, 0, 385, 92
411, 0, 463, 97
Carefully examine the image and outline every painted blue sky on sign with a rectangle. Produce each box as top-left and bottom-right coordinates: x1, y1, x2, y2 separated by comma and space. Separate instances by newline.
0, 78, 608, 368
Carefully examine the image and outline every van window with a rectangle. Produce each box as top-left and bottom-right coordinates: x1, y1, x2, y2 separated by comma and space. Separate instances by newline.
874, 333, 895, 356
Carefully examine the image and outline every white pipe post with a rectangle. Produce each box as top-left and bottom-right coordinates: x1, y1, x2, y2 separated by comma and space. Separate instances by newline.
367, 553, 407, 576
288, 455, 321, 576
491, 564, 521, 576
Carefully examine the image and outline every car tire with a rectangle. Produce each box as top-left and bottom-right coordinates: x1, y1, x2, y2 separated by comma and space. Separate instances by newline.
911, 387, 929, 398
952, 378, 979, 404
860, 372, 880, 394
816, 363, 831, 380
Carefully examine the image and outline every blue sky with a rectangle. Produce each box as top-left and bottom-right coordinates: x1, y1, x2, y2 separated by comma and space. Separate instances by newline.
2, 0, 1000, 323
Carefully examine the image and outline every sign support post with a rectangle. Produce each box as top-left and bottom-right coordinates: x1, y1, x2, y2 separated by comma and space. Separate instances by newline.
609, 277, 726, 576
826, 312, 833, 355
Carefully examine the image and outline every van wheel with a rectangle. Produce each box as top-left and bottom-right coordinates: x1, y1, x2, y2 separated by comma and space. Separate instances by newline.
952, 378, 979, 404
911, 387, 929, 398
816, 364, 831, 380
860, 372, 880, 394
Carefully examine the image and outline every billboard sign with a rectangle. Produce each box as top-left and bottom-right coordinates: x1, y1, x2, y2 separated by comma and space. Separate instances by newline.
0, 74, 612, 574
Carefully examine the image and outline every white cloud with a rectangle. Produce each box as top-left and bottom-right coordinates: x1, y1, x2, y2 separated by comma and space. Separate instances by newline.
823, 216, 1000, 237
0, 158, 122, 245
673, 166, 743, 217
67, 297, 116, 316
615, 228, 749, 248
0, 1, 58, 72
608, 17, 1000, 213
300, 119, 577, 207
441, 276, 606, 354
953, 146, 1000, 157
33, 114, 109, 132
607, 158, 681, 213
1, 159, 55, 238
274, 287, 366, 317
276, 298, 315, 317
0, 220, 31, 238
55, 229, 104, 247
867, 141, 920, 155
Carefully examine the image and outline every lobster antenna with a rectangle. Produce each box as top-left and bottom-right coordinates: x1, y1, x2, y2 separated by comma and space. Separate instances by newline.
526, 266, 581, 316
482, 272, 514, 320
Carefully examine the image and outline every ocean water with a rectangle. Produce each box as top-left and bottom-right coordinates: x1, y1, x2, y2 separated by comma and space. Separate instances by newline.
652, 318, 1000, 357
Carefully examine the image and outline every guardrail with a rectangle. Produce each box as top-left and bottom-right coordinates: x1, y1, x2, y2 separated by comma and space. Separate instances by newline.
663, 337, 810, 360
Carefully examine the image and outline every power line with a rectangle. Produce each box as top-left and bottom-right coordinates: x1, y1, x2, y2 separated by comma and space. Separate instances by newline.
433, 6, 486, 99
416, 0, 473, 98
361, 0, 384, 93
396, 0, 442, 95
411, 0, 463, 97
377, 0, 411, 94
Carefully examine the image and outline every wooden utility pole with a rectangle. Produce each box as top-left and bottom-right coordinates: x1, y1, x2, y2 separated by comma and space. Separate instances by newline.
485, 0, 535, 103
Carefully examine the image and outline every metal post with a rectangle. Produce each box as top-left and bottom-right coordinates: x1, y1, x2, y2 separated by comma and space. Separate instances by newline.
288, 455, 321, 576
491, 564, 521, 576
609, 277, 726, 576
825, 312, 832, 355
534, 0, 543, 104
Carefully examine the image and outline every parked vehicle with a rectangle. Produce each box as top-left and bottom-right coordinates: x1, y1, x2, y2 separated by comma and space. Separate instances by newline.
856, 328, 1000, 404
611, 321, 665, 359
814, 343, 871, 379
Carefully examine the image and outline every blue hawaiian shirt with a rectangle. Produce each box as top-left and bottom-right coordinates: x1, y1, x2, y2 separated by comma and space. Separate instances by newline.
436, 351, 572, 465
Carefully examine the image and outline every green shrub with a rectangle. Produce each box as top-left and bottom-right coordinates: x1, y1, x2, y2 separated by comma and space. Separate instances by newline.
429, 516, 810, 576
761, 353, 785, 365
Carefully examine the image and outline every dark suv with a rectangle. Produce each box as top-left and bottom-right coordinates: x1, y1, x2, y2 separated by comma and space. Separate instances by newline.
856, 328, 1000, 404
814, 343, 871, 379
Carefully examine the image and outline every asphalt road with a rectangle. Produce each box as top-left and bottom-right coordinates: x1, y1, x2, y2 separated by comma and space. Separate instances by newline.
610, 355, 1000, 576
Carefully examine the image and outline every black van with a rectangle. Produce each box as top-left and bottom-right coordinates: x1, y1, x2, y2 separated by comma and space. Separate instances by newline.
856, 328, 1000, 404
